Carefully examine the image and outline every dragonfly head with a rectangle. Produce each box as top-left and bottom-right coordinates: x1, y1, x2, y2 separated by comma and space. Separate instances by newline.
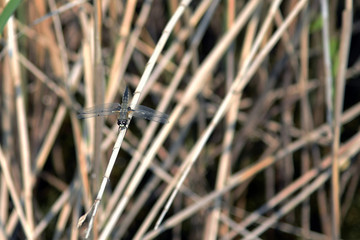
117, 119, 128, 129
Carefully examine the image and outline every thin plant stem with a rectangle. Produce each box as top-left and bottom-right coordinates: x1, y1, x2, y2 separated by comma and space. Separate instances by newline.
319, 0, 333, 128
331, 1, 353, 239
0, 146, 31, 239
6, 10, 35, 237
204, 0, 238, 238
106, 0, 140, 103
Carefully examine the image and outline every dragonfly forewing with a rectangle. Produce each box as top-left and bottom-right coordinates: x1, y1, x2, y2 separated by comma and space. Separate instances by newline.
77, 103, 121, 119
132, 105, 169, 124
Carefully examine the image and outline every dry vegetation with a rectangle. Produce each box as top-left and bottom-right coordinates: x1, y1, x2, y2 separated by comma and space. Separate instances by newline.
1, 0, 360, 239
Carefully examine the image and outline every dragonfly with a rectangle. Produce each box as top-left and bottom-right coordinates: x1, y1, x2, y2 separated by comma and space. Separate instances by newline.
78, 86, 169, 129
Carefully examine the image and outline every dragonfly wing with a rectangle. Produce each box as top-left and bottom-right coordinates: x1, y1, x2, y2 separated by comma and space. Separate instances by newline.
77, 103, 121, 119
132, 105, 169, 124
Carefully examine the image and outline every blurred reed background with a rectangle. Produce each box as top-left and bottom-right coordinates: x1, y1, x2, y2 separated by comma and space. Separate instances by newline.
1, 0, 360, 239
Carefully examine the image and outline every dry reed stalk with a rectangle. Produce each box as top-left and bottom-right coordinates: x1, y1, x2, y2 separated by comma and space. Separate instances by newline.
331, 1, 353, 239
6, 10, 34, 237
0, 48, 13, 240
204, 0, 239, 238
106, 0, 140, 103
0, 147, 31, 239
32, 182, 74, 238
299, 2, 312, 236
320, 0, 334, 128
48, 0, 70, 77
341, 156, 360, 218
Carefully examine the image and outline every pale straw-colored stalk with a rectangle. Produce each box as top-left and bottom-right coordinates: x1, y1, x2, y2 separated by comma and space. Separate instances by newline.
106, 0, 140, 103
33, 181, 74, 238
330, 0, 353, 239
7, 9, 35, 237
319, 0, 334, 128
0, 147, 32, 239
205, 1, 259, 238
